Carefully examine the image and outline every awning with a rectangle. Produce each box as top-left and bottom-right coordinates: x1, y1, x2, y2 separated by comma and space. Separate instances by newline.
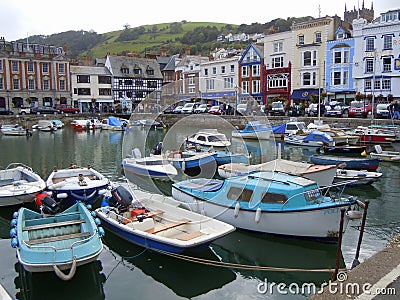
290, 89, 322, 100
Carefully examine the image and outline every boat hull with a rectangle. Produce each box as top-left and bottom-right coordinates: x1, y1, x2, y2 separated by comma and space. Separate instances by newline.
122, 158, 177, 179
310, 155, 381, 171
172, 187, 353, 242
231, 130, 271, 140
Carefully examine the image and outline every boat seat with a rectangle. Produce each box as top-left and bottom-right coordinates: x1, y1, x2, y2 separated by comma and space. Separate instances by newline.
177, 231, 204, 241
26, 231, 90, 245
23, 219, 85, 231
146, 219, 190, 234
132, 218, 155, 232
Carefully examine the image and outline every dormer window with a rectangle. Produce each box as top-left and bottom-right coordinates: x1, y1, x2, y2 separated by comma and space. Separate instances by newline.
133, 64, 142, 75
121, 67, 129, 74
146, 66, 154, 76
337, 32, 344, 40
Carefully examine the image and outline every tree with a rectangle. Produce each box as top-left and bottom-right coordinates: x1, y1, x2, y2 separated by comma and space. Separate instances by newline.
123, 23, 131, 30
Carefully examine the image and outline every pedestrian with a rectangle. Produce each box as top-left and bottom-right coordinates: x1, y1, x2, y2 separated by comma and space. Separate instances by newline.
393, 101, 400, 120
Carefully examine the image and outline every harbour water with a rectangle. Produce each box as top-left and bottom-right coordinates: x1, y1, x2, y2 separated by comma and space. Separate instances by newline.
1, 120, 399, 299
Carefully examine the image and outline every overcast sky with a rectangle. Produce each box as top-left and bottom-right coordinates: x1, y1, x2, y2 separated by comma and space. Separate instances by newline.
1, 0, 398, 41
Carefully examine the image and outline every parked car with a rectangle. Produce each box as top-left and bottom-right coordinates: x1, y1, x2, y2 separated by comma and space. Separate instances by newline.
348, 101, 372, 118
269, 102, 285, 116
375, 103, 390, 119
208, 105, 222, 115
324, 104, 347, 117
181, 102, 198, 114
55, 104, 80, 114
194, 104, 211, 114
0, 107, 14, 115
19, 106, 32, 115
31, 106, 60, 115
172, 105, 183, 114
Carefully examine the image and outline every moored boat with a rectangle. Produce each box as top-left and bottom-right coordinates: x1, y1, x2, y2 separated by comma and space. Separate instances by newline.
71, 118, 102, 130
231, 122, 272, 140
284, 130, 334, 147
101, 116, 129, 131
10, 201, 104, 280
1, 124, 32, 136
369, 145, 400, 162
187, 129, 231, 148
310, 154, 381, 171
334, 169, 382, 186
346, 126, 396, 144
172, 171, 362, 242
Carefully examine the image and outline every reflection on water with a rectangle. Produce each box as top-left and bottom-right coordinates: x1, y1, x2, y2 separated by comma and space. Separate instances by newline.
14, 260, 106, 300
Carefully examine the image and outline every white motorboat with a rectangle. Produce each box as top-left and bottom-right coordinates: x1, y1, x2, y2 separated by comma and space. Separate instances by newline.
187, 129, 231, 148
369, 145, 400, 162
0, 163, 46, 207
36, 120, 57, 132
334, 169, 383, 186
1, 124, 32, 136
71, 118, 102, 130
284, 130, 335, 147
231, 122, 272, 140
101, 116, 129, 131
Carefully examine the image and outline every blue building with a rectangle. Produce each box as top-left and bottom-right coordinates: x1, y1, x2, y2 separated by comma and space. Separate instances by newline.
325, 26, 356, 104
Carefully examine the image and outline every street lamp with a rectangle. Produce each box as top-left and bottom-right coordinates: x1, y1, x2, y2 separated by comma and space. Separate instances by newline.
6, 90, 10, 110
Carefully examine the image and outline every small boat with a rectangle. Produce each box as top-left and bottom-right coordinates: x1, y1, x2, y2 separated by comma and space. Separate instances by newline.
51, 120, 64, 129
1, 124, 32, 136
45, 165, 110, 209
310, 154, 381, 171
166, 150, 218, 175
284, 130, 334, 147
319, 128, 360, 145
346, 126, 396, 144
218, 158, 337, 187
369, 145, 400, 162
101, 116, 129, 131
334, 169, 383, 186
71, 118, 102, 130
122, 147, 178, 180
185, 144, 250, 166
231, 122, 272, 140
138, 119, 166, 129
10, 201, 104, 280
36, 120, 57, 132
172, 171, 362, 242
272, 119, 307, 137
0, 163, 46, 207
95, 185, 235, 253
318, 144, 368, 155
187, 129, 231, 148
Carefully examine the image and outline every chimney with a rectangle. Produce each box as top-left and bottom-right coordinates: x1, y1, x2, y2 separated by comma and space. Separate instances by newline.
185, 46, 190, 55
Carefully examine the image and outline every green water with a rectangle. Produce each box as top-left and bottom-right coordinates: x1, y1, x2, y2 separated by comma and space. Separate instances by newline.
0, 124, 399, 299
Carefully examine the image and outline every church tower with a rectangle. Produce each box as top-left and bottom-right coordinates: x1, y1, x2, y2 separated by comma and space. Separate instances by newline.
344, 0, 374, 23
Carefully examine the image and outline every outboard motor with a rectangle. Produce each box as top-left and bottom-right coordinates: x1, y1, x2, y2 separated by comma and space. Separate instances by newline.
107, 186, 133, 211
151, 142, 164, 155
40, 196, 61, 215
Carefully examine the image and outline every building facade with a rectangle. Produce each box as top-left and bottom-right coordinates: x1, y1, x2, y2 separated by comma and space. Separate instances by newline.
0, 38, 70, 110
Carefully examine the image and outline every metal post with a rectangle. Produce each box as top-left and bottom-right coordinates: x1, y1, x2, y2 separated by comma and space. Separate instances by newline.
351, 200, 370, 269
333, 208, 346, 280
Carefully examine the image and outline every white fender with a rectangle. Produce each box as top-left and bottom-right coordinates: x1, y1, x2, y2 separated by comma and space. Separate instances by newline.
182, 160, 186, 172
255, 207, 262, 223
234, 202, 240, 218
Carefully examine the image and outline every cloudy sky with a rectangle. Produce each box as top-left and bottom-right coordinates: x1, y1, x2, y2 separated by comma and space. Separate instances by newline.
1, 0, 398, 41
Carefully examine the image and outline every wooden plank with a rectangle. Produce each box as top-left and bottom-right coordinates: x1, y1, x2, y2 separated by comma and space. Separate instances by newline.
177, 231, 204, 241
27, 232, 90, 245
23, 219, 85, 231
123, 210, 164, 224
146, 219, 190, 234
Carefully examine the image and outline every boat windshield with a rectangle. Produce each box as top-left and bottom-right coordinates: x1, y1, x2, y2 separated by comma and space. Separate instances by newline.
208, 134, 227, 142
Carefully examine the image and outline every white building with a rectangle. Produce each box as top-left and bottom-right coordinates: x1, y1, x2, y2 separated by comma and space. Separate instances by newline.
353, 9, 400, 102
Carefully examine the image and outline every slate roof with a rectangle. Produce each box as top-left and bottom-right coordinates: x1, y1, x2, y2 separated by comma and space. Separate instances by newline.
106, 55, 162, 79
70, 65, 111, 75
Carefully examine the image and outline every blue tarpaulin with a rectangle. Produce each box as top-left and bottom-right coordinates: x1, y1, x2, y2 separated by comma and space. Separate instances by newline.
272, 123, 287, 134
108, 116, 122, 126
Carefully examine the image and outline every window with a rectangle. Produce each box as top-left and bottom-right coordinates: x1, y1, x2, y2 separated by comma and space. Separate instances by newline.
303, 72, 311, 85
43, 79, 50, 90
98, 76, 111, 84
333, 71, 341, 85
343, 70, 348, 85
121, 67, 129, 74
135, 80, 143, 86
366, 37, 375, 52
343, 50, 349, 63
146, 68, 154, 76
99, 88, 111, 96
333, 49, 350, 64
42, 63, 49, 73
273, 41, 283, 52
374, 79, 381, 90
383, 57, 391, 72
188, 76, 195, 85
224, 77, 234, 89
27, 61, 34, 73
252, 80, 260, 93
315, 32, 322, 43
0, 60, 2, 71
230, 64, 235, 73
221, 66, 226, 74
0, 78, 3, 89
28, 79, 35, 90
125, 79, 133, 85
204, 68, 208, 76
383, 35, 393, 49
12, 61, 19, 72
272, 56, 284, 68
365, 79, 372, 90
58, 63, 65, 74
337, 32, 344, 39
252, 65, 260, 76
298, 35, 304, 45
242, 66, 249, 77
303, 51, 311, 66
334, 52, 342, 64
133, 66, 141, 75
365, 59, 374, 73
227, 187, 253, 202
59, 79, 65, 90
268, 74, 288, 88
242, 81, 249, 94
77, 88, 90, 95
77, 75, 90, 83
147, 81, 157, 88
212, 67, 217, 75
382, 79, 391, 90
13, 78, 20, 90
206, 79, 214, 90
261, 192, 287, 204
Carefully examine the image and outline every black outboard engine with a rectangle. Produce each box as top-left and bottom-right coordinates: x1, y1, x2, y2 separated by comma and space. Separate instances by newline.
41, 196, 61, 215
107, 186, 133, 211
151, 142, 164, 155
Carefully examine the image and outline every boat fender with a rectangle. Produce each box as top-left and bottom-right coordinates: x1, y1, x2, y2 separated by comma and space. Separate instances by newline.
9, 228, 17, 238
53, 256, 77, 281
346, 210, 363, 220
182, 160, 186, 172
97, 227, 105, 237
12, 211, 18, 219
255, 207, 262, 223
11, 237, 18, 248
94, 218, 101, 226
56, 192, 69, 199
10, 219, 17, 227
86, 204, 92, 211
201, 208, 206, 215
234, 202, 240, 218
91, 211, 97, 217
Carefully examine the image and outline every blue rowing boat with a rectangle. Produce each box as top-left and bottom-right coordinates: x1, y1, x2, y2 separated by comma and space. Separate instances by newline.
310, 154, 381, 171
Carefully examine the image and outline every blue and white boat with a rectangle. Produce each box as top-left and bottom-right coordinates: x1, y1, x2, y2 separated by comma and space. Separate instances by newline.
284, 130, 335, 147
187, 129, 231, 148
101, 116, 129, 131
172, 171, 362, 241
310, 154, 381, 171
231, 122, 272, 140
45, 165, 110, 209
95, 185, 235, 253
10, 201, 104, 280
166, 150, 218, 175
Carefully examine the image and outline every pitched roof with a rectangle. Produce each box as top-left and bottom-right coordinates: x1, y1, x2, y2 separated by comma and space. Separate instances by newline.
106, 55, 162, 78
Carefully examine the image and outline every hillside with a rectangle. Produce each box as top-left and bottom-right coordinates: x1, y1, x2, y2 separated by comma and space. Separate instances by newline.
19, 17, 311, 59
